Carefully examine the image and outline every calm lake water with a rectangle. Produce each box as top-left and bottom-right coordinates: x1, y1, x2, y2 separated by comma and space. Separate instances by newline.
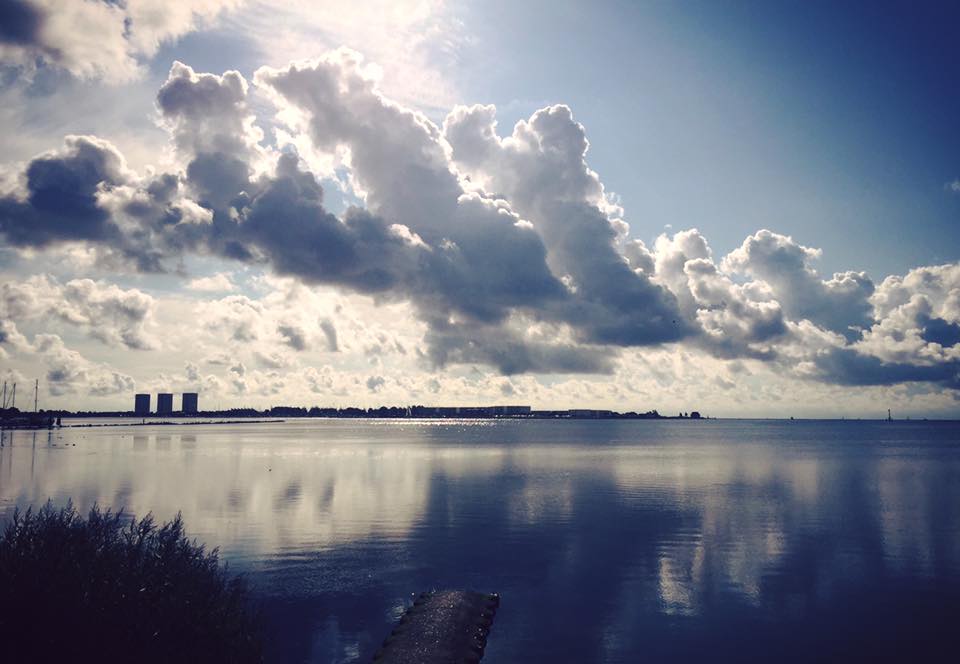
2, 419, 959, 662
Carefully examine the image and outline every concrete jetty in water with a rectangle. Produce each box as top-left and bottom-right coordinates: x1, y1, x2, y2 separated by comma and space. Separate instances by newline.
373, 590, 500, 663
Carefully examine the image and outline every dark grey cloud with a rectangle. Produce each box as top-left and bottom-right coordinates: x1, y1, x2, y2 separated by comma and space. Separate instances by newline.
185, 152, 250, 210
277, 322, 307, 351
921, 315, 960, 347
0, 135, 126, 246
0, 135, 175, 271
0, 0, 42, 46
812, 347, 960, 390
423, 316, 614, 375
540, 200, 687, 345
319, 318, 338, 352
240, 153, 420, 293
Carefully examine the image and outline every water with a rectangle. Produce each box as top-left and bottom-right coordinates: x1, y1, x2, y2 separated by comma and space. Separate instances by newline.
2, 419, 959, 662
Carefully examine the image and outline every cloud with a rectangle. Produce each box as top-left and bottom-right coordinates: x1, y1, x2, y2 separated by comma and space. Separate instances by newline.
947, 179, 960, 194
422, 316, 615, 375
852, 263, 960, 370
810, 347, 959, 389
443, 103, 689, 347
0, 134, 202, 271
187, 272, 236, 292
1, 48, 959, 395
0, 319, 28, 351
156, 60, 258, 161
185, 362, 201, 382
199, 295, 264, 342
0, 0, 241, 83
58, 278, 157, 350
155, 60, 268, 214
653, 228, 713, 301
1, 275, 156, 350
0, 57, 586, 373
32, 334, 135, 396
0, 135, 130, 246
683, 258, 787, 359
623, 238, 655, 275
239, 153, 424, 293
254, 51, 604, 369
124, 1, 243, 58
723, 230, 874, 340
137, 361, 221, 397
253, 349, 292, 369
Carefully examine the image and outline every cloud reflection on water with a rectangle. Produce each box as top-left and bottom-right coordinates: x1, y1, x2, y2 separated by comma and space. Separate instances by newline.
1, 420, 959, 662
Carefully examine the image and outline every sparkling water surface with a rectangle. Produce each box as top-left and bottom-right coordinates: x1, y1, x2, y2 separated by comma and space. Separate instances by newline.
2, 419, 959, 662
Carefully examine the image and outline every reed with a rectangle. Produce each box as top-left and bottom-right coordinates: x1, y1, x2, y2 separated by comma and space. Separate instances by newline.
0, 502, 263, 663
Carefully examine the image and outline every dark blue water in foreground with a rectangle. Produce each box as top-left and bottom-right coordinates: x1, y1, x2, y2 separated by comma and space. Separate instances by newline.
2, 419, 959, 662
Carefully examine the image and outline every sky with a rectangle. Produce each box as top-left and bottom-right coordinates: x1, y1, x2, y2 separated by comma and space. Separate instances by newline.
0, 0, 958, 417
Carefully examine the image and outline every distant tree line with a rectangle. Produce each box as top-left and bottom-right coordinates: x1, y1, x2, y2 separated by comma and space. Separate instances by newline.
40, 405, 706, 420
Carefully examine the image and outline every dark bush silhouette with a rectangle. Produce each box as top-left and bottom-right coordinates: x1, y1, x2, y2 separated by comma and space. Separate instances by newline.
0, 503, 263, 663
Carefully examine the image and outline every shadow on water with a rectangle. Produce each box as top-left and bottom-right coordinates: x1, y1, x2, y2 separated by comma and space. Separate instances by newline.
1, 419, 959, 662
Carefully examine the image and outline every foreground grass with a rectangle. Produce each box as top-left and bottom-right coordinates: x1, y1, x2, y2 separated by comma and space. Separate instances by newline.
0, 503, 263, 663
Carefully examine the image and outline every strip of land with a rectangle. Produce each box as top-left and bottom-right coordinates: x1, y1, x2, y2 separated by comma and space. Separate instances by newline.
13, 405, 705, 420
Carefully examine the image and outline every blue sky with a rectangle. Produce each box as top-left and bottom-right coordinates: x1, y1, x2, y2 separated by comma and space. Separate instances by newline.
0, 0, 958, 416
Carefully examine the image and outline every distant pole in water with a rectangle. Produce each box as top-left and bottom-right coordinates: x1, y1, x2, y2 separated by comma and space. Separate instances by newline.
9, 382, 14, 409
887, 408, 892, 421
34, 379, 38, 412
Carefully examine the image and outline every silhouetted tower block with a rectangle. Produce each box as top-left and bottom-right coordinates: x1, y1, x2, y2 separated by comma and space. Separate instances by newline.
182, 392, 198, 414
157, 393, 174, 415
134, 393, 151, 415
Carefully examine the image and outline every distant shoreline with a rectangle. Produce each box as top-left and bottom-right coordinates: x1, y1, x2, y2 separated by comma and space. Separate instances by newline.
6, 407, 960, 431
4, 417, 959, 432
61, 419, 286, 428
20, 405, 703, 421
